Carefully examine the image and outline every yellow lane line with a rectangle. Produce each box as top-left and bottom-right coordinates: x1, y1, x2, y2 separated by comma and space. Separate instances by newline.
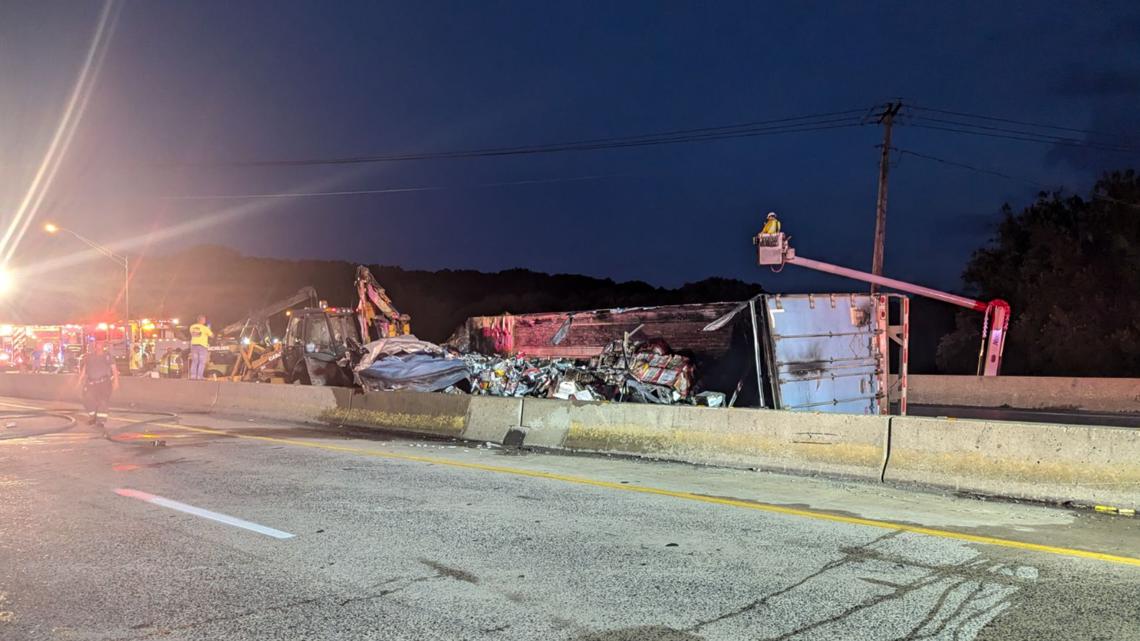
5, 397, 1140, 568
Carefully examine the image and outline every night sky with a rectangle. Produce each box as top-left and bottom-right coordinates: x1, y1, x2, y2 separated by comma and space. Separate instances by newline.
3, 1, 1139, 296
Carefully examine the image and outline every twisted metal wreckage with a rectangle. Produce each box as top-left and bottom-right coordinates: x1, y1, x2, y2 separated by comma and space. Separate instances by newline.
222, 262, 916, 414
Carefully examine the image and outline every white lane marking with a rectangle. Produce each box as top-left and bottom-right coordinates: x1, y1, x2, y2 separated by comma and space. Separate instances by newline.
114, 488, 295, 540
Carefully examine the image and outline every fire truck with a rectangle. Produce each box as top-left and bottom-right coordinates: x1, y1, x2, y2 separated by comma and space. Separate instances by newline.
26, 325, 84, 372
83, 319, 188, 375
0, 324, 85, 372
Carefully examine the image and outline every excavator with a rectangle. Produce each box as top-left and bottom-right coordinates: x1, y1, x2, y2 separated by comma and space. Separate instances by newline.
211, 266, 412, 385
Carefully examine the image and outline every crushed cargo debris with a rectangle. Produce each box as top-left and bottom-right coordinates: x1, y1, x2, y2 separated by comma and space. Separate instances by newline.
462, 353, 573, 398
354, 336, 469, 393
458, 337, 695, 404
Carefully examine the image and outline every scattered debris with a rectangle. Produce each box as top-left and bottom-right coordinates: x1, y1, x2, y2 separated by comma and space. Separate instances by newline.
354, 336, 470, 393
456, 337, 705, 405
695, 391, 726, 408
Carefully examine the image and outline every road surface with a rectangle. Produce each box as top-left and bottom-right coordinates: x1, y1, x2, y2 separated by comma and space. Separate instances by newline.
1, 396, 1138, 640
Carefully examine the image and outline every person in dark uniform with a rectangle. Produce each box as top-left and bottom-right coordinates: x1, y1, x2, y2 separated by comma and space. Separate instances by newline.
78, 341, 119, 427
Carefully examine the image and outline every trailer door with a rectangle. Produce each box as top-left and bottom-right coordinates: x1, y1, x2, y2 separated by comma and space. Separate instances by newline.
763, 294, 883, 414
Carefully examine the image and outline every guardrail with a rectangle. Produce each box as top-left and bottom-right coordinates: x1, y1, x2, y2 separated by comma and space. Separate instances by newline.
1, 374, 1135, 511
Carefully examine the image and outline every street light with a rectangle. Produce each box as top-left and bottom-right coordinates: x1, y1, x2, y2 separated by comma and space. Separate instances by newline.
44, 222, 129, 321
0, 268, 12, 296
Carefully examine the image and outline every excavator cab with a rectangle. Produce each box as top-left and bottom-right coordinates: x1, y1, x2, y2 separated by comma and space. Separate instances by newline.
282, 307, 363, 386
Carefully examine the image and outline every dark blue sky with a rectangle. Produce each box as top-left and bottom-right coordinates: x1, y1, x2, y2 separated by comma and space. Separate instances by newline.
3, 1, 1139, 294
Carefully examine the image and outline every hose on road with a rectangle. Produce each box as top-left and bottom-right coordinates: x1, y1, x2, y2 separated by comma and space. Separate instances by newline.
0, 410, 78, 440
0, 407, 182, 445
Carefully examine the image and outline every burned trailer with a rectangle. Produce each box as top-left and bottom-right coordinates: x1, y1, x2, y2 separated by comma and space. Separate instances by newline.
451, 294, 909, 414
449, 302, 764, 407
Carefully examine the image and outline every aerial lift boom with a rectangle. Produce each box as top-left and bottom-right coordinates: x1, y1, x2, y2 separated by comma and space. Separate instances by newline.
755, 232, 1010, 376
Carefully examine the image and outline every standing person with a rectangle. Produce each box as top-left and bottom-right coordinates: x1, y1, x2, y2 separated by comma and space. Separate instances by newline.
188, 315, 213, 380
78, 341, 118, 427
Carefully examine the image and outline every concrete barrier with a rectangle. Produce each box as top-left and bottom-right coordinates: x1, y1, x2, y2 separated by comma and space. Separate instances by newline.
0, 373, 77, 405
0, 373, 225, 413
884, 416, 1140, 510
901, 375, 1140, 413
211, 381, 348, 422
520, 397, 890, 481
461, 396, 523, 443
318, 390, 470, 438
113, 378, 222, 413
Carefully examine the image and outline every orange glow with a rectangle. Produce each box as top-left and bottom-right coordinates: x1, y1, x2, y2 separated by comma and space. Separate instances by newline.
43, 222, 60, 234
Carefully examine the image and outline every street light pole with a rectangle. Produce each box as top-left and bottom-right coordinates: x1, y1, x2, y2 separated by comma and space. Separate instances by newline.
44, 223, 129, 321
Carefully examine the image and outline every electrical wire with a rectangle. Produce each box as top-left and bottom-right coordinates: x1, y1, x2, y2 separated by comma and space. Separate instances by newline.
906, 116, 1140, 153
896, 148, 1140, 210
909, 104, 1138, 140
160, 174, 619, 200
902, 122, 1140, 154
896, 149, 1056, 190
167, 109, 871, 168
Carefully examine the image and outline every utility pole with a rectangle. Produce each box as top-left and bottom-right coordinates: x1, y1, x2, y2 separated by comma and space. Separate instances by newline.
870, 101, 902, 293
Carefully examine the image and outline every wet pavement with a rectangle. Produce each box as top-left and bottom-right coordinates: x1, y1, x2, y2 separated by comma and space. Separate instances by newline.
0, 396, 1137, 640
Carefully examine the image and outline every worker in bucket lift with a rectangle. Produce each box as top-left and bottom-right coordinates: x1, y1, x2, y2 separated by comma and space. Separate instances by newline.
761, 211, 781, 235
188, 315, 213, 380
78, 340, 118, 427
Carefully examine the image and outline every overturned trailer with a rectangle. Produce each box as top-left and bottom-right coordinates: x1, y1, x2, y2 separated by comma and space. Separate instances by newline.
450, 293, 909, 414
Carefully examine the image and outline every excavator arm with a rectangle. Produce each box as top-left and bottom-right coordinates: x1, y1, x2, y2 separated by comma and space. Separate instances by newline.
355, 266, 411, 342
221, 287, 319, 338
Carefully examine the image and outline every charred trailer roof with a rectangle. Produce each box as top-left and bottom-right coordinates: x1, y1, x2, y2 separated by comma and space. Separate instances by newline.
449, 302, 743, 360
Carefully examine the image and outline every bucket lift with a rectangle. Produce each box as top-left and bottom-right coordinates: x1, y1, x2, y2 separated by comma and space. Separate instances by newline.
754, 232, 1010, 376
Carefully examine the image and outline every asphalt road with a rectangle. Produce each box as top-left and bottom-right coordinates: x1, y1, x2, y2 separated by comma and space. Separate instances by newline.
1, 397, 1138, 641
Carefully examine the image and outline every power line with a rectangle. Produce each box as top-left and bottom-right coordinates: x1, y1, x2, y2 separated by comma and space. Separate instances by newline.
167, 108, 871, 168
902, 122, 1140, 154
909, 104, 1138, 140
159, 174, 619, 200
907, 115, 1140, 153
896, 147, 1140, 210
896, 149, 1055, 190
